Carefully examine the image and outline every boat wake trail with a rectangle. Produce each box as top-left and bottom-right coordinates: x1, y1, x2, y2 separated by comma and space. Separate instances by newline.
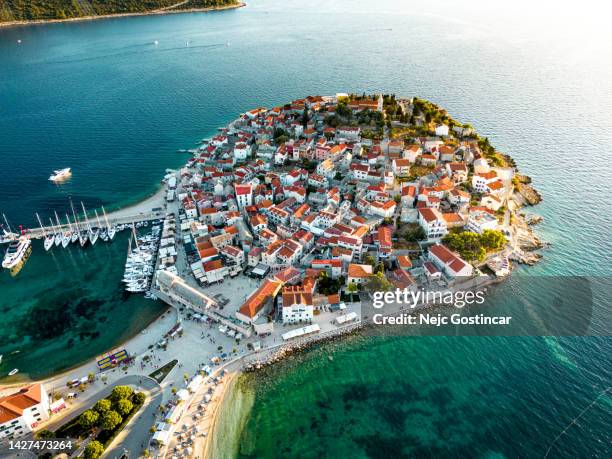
40, 42, 227, 66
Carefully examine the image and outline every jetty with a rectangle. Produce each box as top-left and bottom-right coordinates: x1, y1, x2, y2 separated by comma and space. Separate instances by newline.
18, 210, 165, 242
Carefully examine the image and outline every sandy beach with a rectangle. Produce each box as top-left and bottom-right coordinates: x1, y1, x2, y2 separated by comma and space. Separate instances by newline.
104, 184, 167, 221
0, 2, 245, 29
199, 371, 238, 459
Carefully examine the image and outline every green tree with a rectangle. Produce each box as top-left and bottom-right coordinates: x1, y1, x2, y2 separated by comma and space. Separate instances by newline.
93, 399, 111, 414
100, 410, 122, 431
133, 392, 146, 405
365, 272, 393, 292
36, 429, 55, 439
403, 224, 426, 242
362, 254, 375, 267
301, 106, 309, 127
116, 398, 133, 416
442, 230, 504, 262
109, 385, 133, 403
79, 410, 99, 430
481, 229, 506, 250
84, 440, 104, 459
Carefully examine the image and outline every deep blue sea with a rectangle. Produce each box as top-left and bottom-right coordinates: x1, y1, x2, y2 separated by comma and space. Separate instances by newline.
0, 0, 611, 456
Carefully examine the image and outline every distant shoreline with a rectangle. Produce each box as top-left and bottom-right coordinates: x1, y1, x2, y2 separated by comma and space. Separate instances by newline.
0, 2, 245, 29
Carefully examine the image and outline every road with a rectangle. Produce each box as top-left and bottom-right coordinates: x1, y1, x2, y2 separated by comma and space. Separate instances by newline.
104, 377, 163, 459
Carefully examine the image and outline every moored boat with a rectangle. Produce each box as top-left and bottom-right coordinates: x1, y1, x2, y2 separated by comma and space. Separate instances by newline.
2, 237, 31, 269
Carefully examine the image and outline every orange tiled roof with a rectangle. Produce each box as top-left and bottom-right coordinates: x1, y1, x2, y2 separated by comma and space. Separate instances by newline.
238, 279, 283, 318
0, 384, 43, 424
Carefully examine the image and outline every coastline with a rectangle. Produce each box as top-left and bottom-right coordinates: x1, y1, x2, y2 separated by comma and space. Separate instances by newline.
200, 371, 238, 459
0, 304, 173, 390
103, 183, 167, 222
0, 2, 245, 29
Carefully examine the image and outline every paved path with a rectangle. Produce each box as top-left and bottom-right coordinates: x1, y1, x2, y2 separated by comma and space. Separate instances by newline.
104, 377, 163, 459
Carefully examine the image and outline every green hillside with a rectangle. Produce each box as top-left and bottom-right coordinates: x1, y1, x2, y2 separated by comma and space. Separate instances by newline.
0, 0, 238, 23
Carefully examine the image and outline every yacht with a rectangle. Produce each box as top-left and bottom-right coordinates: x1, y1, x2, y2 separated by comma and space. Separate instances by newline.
2, 237, 31, 269
49, 168, 72, 182
0, 229, 18, 244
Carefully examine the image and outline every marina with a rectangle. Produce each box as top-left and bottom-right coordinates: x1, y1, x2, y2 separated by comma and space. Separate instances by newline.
1, 199, 167, 274
0, 2, 610, 458
123, 222, 162, 293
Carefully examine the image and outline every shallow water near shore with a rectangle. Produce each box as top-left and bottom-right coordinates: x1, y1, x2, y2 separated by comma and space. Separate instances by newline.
1, 0, 611, 455
0, 233, 166, 381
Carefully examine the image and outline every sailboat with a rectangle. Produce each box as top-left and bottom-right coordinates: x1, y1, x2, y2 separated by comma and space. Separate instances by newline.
66, 214, 75, 243
63, 214, 73, 247
71, 199, 87, 247
102, 206, 115, 241
36, 213, 54, 251
56, 211, 70, 248
50, 218, 62, 246
70, 198, 87, 247
94, 209, 105, 242
81, 202, 98, 245
1, 214, 18, 243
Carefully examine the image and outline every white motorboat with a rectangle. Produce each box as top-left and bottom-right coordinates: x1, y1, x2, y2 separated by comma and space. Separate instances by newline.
48, 167, 71, 182
2, 237, 31, 269
8, 369, 19, 376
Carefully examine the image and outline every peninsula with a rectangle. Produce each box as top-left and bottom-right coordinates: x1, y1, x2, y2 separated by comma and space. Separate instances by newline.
0, 0, 243, 27
0, 93, 543, 459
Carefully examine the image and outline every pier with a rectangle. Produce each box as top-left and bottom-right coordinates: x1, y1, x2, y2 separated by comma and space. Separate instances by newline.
3, 210, 166, 243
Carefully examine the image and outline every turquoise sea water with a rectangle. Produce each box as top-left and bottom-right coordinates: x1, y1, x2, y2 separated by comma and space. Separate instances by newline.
1, 0, 611, 455
0, 234, 166, 380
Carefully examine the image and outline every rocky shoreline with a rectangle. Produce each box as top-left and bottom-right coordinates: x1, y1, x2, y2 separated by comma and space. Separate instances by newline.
515, 174, 543, 206
243, 323, 364, 372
